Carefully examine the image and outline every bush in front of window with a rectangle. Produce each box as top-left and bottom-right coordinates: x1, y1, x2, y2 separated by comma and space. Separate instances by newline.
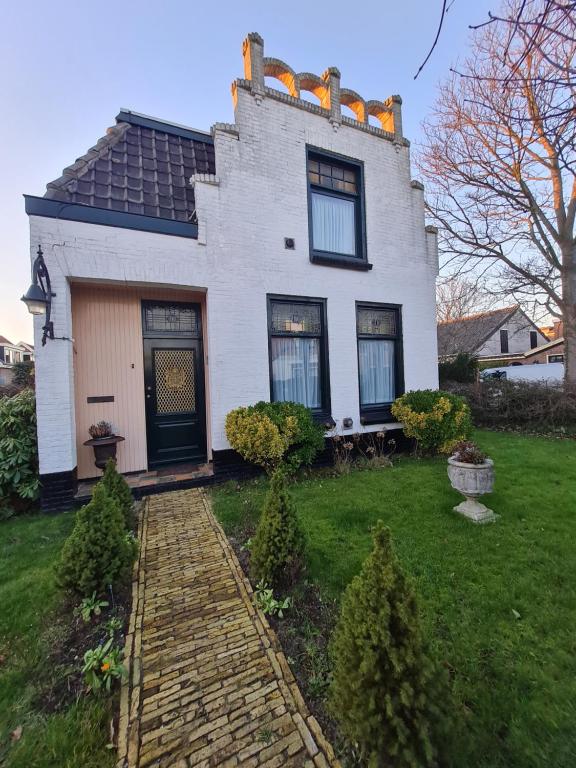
391, 390, 472, 455
225, 401, 324, 473
250, 468, 306, 589
330, 521, 451, 768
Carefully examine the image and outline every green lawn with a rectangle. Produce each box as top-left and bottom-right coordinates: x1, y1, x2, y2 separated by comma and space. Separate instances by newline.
0, 512, 115, 768
212, 430, 576, 768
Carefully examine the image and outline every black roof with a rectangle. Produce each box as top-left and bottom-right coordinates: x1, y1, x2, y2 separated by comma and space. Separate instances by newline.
44, 110, 215, 224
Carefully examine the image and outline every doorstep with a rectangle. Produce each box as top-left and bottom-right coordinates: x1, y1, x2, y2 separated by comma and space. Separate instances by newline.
74, 461, 215, 505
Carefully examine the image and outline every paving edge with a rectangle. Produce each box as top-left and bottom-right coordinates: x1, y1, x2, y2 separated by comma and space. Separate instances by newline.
115, 489, 341, 768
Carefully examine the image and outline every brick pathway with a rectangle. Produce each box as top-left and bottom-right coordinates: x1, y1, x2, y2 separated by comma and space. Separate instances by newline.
117, 488, 339, 768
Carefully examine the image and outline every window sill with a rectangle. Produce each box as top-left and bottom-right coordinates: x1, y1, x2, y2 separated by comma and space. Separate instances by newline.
360, 407, 395, 426
310, 252, 373, 271
312, 413, 336, 429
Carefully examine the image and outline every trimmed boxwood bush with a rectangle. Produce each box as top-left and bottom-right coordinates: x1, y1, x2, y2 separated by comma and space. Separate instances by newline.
56, 482, 137, 596
330, 521, 450, 768
225, 401, 324, 473
250, 469, 306, 589
0, 389, 39, 517
391, 389, 471, 454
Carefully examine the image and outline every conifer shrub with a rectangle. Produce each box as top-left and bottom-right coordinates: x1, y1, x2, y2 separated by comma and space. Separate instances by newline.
101, 459, 136, 530
56, 482, 137, 596
250, 469, 306, 589
330, 521, 450, 768
391, 389, 471, 454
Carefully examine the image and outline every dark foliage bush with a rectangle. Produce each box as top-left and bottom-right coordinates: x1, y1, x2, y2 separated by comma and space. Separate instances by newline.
11, 361, 35, 389
0, 389, 39, 517
447, 379, 576, 433
250, 469, 306, 588
101, 459, 135, 530
330, 521, 451, 768
254, 401, 325, 473
439, 353, 478, 384
56, 482, 137, 596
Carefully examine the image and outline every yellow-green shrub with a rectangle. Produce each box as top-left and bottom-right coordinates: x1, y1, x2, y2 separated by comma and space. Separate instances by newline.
225, 408, 287, 471
391, 389, 471, 454
225, 401, 324, 473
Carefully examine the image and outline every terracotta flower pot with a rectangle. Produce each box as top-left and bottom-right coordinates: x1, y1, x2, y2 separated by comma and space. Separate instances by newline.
447, 456, 497, 524
83, 435, 125, 470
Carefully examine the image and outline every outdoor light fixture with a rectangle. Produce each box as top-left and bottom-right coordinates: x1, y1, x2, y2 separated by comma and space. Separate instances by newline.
21, 245, 54, 345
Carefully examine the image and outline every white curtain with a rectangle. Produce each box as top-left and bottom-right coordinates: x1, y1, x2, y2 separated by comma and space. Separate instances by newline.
312, 192, 356, 255
271, 337, 321, 408
359, 339, 395, 404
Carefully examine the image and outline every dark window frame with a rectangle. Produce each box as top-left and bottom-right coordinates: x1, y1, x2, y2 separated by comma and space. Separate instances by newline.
306, 145, 371, 272
356, 302, 404, 425
267, 294, 332, 423
530, 330, 538, 349
500, 329, 509, 354
548, 353, 564, 363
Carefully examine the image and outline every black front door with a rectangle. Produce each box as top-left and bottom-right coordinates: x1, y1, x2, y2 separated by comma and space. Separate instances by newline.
142, 301, 206, 468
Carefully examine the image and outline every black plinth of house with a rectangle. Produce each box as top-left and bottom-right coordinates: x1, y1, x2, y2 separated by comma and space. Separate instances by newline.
40, 468, 78, 512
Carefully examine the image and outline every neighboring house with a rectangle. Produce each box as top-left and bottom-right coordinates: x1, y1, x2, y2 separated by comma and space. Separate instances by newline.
0, 335, 25, 366
26, 33, 439, 510
0, 336, 33, 385
18, 342, 35, 362
522, 337, 565, 364
437, 306, 548, 364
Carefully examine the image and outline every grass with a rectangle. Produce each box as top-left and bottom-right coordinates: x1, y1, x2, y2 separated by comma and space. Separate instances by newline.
0, 511, 115, 768
212, 430, 576, 768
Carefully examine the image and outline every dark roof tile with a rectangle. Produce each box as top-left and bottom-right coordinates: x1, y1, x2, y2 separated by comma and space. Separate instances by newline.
44, 111, 214, 223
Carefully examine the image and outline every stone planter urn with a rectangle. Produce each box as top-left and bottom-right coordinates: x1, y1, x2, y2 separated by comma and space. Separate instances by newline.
447, 456, 497, 524
83, 435, 125, 470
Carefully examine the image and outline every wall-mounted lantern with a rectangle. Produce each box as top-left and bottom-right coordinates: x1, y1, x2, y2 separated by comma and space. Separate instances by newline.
21, 246, 55, 346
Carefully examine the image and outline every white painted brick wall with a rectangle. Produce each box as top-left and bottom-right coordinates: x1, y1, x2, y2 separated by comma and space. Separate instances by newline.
30, 83, 438, 475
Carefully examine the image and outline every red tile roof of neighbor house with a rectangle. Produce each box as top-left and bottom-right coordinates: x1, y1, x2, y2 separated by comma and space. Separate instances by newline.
437, 306, 519, 357
44, 110, 215, 224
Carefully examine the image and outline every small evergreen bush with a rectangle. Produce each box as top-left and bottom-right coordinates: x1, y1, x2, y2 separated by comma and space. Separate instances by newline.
438, 353, 478, 384
226, 401, 324, 473
250, 469, 306, 588
391, 389, 471, 454
0, 389, 39, 517
330, 522, 449, 768
11, 361, 35, 389
101, 459, 135, 530
56, 482, 137, 596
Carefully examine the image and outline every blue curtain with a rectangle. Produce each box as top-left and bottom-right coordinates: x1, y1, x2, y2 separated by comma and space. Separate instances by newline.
271, 337, 321, 408
312, 192, 356, 255
359, 339, 395, 404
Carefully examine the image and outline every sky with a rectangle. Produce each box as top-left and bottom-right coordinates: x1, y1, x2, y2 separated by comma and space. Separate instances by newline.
0, 0, 495, 345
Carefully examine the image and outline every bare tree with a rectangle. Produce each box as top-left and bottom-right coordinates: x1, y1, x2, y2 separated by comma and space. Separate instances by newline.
419, 0, 576, 382
436, 276, 492, 322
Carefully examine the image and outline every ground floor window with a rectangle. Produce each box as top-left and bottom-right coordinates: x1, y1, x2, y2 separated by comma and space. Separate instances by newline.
356, 303, 403, 423
548, 354, 564, 363
267, 295, 330, 417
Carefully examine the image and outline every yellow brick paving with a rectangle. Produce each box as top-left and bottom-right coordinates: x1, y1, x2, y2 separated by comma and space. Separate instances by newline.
116, 488, 340, 768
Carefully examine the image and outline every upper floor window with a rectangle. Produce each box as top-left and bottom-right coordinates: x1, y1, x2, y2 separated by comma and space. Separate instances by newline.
530, 330, 538, 349
500, 329, 509, 354
267, 295, 330, 418
548, 354, 564, 363
307, 148, 370, 271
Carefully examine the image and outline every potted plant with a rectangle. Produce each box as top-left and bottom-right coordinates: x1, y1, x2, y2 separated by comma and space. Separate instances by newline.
83, 421, 125, 470
447, 441, 497, 523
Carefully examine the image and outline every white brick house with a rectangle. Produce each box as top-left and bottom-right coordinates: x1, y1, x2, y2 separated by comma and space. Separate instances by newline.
26, 33, 439, 509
